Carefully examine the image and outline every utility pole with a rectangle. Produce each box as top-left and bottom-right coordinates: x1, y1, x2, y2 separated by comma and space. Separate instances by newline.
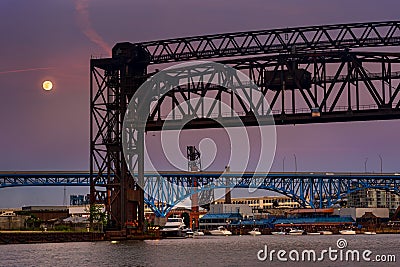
283, 156, 286, 172
63, 186, 67, 206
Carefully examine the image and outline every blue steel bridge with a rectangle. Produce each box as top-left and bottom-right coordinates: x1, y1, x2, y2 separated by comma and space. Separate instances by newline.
1, 171, 399, 217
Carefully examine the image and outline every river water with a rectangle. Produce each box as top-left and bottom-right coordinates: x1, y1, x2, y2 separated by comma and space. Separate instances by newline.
1, 234, 399, 267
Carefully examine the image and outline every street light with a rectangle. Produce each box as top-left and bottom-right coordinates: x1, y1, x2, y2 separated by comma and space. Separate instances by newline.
293, 154, 297, 173
364, 157, 368, 173
378, 154, 383, 174
283, 156, 286, 172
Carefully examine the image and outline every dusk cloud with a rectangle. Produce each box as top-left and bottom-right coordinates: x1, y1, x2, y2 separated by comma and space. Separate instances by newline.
74, 0, 111, 56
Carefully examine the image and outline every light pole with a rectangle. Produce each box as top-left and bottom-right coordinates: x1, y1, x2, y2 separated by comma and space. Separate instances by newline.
378, 154, 383, 174
283, 156, 286, 172
364, 157, 368, 173
293, 154, 297, 173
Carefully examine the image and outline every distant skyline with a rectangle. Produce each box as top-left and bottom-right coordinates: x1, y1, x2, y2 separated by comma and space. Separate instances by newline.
1, 0, 400, 208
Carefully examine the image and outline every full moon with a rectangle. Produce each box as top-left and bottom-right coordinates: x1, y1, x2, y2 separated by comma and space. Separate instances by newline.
42, 80, 53, 91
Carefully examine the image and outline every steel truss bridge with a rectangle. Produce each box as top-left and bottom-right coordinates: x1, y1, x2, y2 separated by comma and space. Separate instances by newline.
2, 172, 399, 217
90, 20, 400, 229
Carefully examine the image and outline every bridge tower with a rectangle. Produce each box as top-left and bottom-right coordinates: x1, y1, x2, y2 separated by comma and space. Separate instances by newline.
90, 42, 150, 234
187, 146, 201, 229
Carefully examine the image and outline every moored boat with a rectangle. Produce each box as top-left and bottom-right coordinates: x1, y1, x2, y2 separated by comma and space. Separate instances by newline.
271, 231, 286, 235
339, 229, 356, 235
307, 232, 321, 235
248, 228, 262, 236
319, 231, 333, 235
363, 231, 376, 235
209, 226, 232, 236
193, 230, 205, 236
185, 228, 194, 237
160, 217, 187, 238
288, 229, 304, 235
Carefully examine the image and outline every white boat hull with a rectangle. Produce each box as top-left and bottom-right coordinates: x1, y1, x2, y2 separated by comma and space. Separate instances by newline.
160, 217, 187, 238
339, 230, 356, 235
364, 231, 376, 235
193, 231, 204, 236
248, 231, 262, 236
210, 230, 232, 236
289, 229, 304, 235
160, 229, 187, 238
209, 226, 232, 236
319, 231, 333, 235
271, 232, 286, 235
289, 232, 303, 236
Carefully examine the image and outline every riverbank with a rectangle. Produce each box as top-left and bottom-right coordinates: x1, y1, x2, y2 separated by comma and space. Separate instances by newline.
2, 228, 400, 244
0, 231, 104, 244
0, 229, 161, 244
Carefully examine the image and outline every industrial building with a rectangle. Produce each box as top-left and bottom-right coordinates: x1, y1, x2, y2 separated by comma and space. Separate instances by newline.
348, 189, 400, 214
213, 195, 302, 211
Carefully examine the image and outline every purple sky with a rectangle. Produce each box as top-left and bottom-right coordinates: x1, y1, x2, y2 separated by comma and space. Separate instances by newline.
1, 0, 400, 207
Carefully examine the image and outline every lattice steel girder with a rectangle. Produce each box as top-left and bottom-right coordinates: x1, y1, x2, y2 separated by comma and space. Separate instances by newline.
1, 172, 400, 217
145, 51, 400, 131
224, 51, 400, 113
132, 21, 400, 64
142, 172, 400, 216
90, 61, 123, 221
90, 48, 148, 230
0, 172, 92, 188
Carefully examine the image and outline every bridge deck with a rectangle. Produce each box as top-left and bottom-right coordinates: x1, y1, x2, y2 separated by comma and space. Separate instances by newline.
1, 171, 399, 216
